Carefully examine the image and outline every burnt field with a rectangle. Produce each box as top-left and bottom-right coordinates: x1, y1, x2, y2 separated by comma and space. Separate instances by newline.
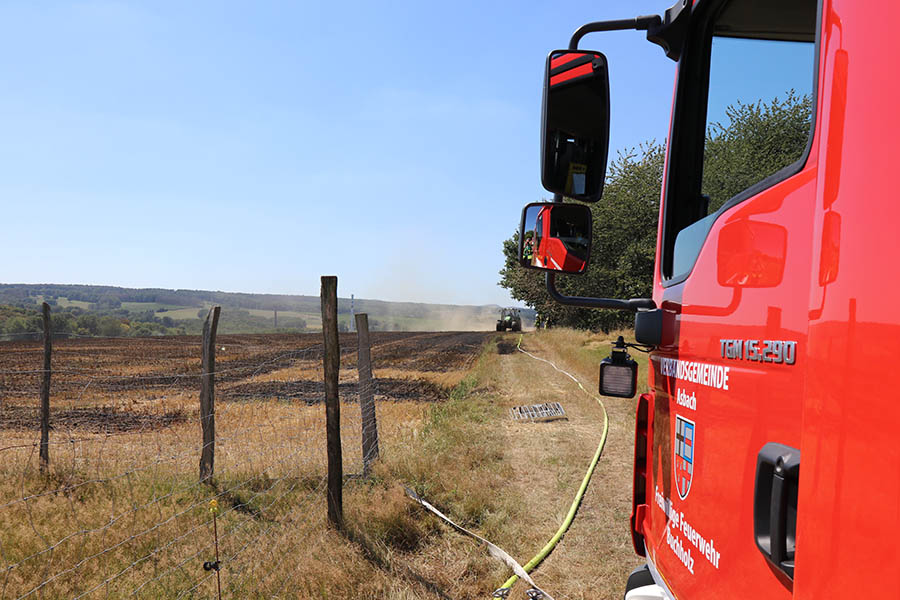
0, 330, 494, 598
0, 331, 492, 431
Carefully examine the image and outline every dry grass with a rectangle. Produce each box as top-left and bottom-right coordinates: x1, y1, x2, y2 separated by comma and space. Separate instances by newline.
372, 367, 468, 390
339, 328, 645, 600
0, 329, 642, 599
0, 332, 487, 599
1, 398, 331, 598
221, 355, 324, 387
483, 329, 648, 598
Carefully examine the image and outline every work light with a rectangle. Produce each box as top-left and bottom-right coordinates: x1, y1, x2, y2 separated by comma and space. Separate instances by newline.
599, 336, 638, 398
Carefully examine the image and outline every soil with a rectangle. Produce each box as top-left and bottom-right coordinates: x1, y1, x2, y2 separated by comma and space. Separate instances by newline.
223, 377, 449, 404
496, 340, 518, 355
0, 404, 186, 433
0, 331, 492, 431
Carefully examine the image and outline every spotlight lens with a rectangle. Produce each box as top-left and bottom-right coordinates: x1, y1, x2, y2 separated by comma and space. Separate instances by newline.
601, 364, 636, 397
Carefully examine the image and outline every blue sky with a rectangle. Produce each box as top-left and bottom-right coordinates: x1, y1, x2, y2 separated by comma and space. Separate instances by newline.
0, 1, 679, 306
707, 37, 814, 128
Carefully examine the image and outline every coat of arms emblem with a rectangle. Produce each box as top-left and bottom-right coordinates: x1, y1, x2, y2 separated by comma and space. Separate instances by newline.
674, 415, 695, 500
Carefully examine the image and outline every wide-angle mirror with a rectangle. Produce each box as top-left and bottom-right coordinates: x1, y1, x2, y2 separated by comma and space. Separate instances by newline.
519, 202, 592, 273
541, 50, 611, 202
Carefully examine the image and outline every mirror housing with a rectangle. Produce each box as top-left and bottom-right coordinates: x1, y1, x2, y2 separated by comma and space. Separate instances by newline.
541, 50, 611, 202
519, 202, 592, 274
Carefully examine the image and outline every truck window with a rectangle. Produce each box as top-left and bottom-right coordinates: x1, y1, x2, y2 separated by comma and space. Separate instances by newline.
664, 0, 817, 282
549, 210, 589, 261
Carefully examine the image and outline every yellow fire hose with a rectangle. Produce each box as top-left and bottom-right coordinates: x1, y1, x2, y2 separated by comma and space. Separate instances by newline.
490, 335, 610, 598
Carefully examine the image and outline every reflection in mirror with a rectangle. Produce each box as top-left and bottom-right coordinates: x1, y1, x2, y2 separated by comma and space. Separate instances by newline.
716, 219, 787, 288
519, 202, 592, 274
818, 211, 841, 286
542, 50, 610, 202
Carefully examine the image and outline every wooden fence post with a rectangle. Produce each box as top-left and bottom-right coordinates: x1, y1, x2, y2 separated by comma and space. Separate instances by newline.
355, 313, 379, 475
199, 306, 221, 483
321, 276, 343, 529
39, 302, 51, 473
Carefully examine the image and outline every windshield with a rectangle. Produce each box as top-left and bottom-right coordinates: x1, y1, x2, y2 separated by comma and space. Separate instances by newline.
550, 211, 589, 260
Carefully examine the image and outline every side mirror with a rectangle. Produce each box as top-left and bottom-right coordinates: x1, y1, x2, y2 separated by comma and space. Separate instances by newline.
519, 202, 592, 274
541, 50, 611, 202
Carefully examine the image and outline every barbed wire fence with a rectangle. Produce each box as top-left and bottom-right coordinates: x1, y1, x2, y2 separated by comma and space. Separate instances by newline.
0, 278, 379, 599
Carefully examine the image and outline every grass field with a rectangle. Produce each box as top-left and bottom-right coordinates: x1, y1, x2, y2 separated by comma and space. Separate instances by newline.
152, 306, 207, 319
0, 328, 641, 598
359, 328, 648, 598
120, 301, 187, 312
281, 327, 648, 598
245, 309, 323, 329
36, 296, 93, 310
0, 331, 489, 598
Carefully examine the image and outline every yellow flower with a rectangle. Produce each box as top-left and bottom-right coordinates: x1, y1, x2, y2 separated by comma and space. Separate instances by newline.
209, 499, 219, 515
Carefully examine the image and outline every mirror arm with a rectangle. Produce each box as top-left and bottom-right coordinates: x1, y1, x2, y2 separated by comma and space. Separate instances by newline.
546, 273, 656, 311
569, 15, 662, 49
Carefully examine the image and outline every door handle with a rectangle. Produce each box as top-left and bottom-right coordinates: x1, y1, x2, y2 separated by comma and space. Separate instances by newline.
753, 443, 800, 582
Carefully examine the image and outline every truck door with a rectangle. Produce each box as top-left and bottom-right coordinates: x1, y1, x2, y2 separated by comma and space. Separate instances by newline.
534, 207, 547, 267
643, 0, 820, 596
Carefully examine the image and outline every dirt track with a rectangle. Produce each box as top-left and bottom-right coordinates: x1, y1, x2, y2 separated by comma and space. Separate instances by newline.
0, 331, 492, 431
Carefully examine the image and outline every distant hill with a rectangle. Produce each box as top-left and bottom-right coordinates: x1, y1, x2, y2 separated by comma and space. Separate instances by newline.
0, 283, 534, 336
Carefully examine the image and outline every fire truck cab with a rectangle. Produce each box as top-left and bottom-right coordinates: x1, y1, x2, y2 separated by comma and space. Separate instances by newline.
531, 204, 589, 273
520, 0, 900, 598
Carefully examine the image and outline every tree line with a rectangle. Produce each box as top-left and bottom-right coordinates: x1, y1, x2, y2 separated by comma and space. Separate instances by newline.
0, 284, 526, 323
0, 305, 187, 338
0, 304, 309, 338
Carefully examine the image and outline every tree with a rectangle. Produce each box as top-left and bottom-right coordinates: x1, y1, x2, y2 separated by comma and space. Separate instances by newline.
50, 313, 73, 334
579, 144, 663, 331
98, 316, 124, 337
6, 317, 28, 334
703, 91, 812, 211
499, 143, 663, 332
76, 314, 99, 335
130, 322, 154, 337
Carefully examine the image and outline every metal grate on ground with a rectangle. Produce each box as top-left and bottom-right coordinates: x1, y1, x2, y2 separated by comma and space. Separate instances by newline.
510, 402, 567, 423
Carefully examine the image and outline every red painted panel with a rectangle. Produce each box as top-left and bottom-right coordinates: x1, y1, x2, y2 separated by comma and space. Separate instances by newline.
550, 62, 594, 87
795, 1, 900, 597
637, 1, 900, 597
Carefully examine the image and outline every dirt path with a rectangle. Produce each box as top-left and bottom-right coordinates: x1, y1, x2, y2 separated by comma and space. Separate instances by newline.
485, 332, 643, 599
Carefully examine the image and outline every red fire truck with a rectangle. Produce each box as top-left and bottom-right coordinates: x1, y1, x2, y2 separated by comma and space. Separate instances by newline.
529, 204, 589, 273
518, 0, 900, 598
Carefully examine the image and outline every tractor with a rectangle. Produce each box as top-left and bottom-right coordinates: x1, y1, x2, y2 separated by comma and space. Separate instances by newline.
496, 308, 522, 332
